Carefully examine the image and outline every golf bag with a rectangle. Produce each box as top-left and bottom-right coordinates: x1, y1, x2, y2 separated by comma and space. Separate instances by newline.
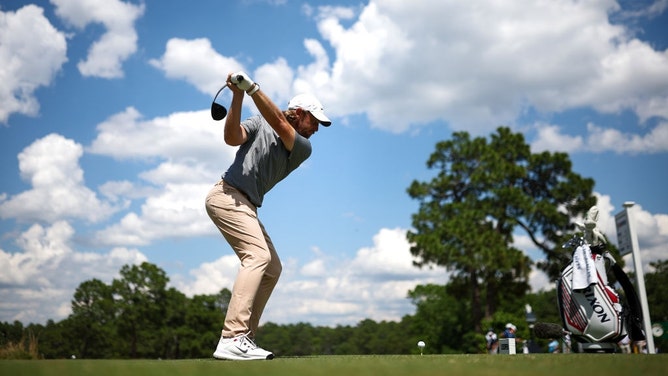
556, 236, 646, 345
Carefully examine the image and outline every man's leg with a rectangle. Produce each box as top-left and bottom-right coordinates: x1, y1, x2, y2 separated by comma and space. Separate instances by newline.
248, 220, 282, 336
205, 181, 275, 337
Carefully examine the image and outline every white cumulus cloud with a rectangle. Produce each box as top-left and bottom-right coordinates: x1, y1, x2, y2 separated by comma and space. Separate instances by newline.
86, 107, 237, 245
530, 121, 668, 154
51, 0, 145, 78
0, 5, 67, 123
0, 134, 117, 223
0, 221, 147, 324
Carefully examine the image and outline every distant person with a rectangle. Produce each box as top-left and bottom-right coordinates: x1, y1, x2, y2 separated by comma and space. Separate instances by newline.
548, 339, 560, 353
563, 333, 572, 353
485, 328, 499, 354
503, 323, 517, 338
206, 72, 332, 360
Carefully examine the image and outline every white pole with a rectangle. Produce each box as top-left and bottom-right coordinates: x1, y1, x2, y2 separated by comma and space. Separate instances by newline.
623, 201, 655, 354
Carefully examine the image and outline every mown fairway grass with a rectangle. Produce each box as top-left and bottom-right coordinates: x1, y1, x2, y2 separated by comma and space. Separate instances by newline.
1, 354, 666, 376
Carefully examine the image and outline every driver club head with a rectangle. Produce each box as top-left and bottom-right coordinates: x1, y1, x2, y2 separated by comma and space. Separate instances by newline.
211, 102, 227, 121
210, 84, 228, 121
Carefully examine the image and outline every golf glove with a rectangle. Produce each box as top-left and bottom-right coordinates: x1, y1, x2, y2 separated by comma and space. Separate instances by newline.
231, 72, 259, 95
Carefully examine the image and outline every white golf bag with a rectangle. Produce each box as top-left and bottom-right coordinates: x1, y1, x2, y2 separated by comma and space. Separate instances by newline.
556, 236, 645, 345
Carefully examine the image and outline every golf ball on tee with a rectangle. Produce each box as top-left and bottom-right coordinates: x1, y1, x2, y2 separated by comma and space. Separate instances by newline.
417, 341, 425, 348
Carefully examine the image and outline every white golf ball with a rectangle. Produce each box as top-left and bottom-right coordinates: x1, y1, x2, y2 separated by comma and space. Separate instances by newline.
417, 340, 425, 348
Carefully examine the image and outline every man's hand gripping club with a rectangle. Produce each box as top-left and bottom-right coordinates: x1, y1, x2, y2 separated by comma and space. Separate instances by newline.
231, 72, 260, 96
229, 71, 296, 150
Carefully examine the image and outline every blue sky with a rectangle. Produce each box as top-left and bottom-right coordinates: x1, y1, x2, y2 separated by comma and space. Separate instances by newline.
1, 0, 667, 327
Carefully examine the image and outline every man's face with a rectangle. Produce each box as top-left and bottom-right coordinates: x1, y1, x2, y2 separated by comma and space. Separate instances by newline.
294, 109, 320, 139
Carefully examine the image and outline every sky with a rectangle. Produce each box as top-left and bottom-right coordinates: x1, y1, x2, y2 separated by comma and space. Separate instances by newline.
1, 0, 667, 328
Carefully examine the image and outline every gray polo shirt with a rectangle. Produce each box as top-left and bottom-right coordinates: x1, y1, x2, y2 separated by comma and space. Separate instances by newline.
223, 115, 312, 207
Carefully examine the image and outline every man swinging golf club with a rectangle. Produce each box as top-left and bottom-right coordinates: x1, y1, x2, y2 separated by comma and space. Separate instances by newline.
205, 71, 332, 360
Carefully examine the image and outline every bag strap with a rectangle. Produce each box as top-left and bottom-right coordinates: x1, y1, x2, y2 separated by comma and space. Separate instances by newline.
606, 254, 646, 341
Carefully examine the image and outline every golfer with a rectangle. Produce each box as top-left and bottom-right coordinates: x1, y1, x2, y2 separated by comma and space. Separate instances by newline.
206, 71, 331, 360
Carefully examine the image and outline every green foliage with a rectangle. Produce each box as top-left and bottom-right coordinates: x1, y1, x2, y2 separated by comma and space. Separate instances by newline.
646, 260, 668, 322
0, 327, 39, 359
112, 262, 169, 358
69, 279, 116, 358
645, 260, 668, 351
406, 284, 468, 353
461, 331, 486, 354
1, 262, 228, 359
407, 127, 595, 332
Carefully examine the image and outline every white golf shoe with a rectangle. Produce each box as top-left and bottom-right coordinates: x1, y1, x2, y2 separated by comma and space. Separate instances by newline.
213, 333, 274, 360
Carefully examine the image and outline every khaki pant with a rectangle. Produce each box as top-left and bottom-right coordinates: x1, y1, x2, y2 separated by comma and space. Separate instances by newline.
205, 180, 282, 338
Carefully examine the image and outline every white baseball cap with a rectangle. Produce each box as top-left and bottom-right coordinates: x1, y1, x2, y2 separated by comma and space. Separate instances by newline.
288, 93, 331, 126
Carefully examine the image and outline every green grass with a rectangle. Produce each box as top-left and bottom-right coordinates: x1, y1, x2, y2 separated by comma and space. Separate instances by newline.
1, 354, 666, 376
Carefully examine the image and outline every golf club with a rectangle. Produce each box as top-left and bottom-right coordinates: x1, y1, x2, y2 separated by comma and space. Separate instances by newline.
211, 84, 228, 121
211, 75, 247, 121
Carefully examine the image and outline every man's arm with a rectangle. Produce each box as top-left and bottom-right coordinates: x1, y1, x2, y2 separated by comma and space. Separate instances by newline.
230, 72, 296, 150
248, 88, 296, 150
223, 75, 247, 146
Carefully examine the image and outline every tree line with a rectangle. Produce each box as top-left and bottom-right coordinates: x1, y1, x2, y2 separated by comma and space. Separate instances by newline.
2, 260, 665, 359
2, 127, 666, 358
0, 261, 556, 359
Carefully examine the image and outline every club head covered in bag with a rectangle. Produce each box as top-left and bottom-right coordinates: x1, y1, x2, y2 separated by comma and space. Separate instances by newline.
211, 85, 228, 121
